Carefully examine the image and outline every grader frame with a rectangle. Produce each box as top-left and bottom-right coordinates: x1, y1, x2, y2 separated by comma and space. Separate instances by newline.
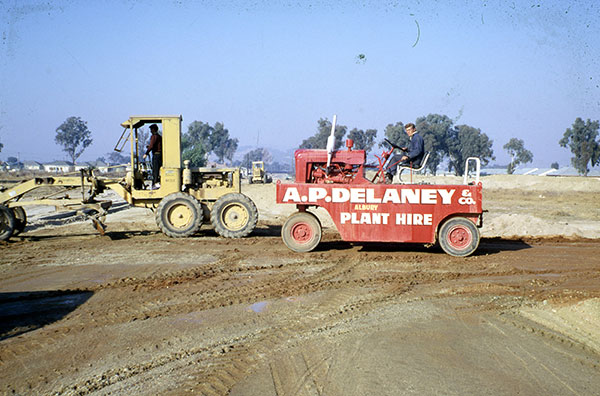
0, 115, 258, 241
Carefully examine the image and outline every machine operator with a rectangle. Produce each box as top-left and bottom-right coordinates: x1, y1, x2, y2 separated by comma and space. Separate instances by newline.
142, 124, 162, 189
386, 123, 424, 181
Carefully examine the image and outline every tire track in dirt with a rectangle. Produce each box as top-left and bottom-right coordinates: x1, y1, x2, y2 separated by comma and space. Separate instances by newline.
2, 250, 575, 383
49, 255, 437, 395
182, 269, 376, 396
220, 267, 599, 395
1, 257, 588, 363
47, 257, 363, 395
3, 237, 600, 395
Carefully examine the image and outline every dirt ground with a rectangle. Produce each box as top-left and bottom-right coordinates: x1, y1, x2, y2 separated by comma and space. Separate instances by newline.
1, 175, 599, 395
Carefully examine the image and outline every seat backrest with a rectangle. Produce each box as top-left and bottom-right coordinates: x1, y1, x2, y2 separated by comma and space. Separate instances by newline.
400, 151, 430, 170
395, 151, 431, 183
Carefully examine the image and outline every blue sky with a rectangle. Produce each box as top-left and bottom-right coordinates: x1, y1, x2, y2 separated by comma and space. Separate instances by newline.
1, 0, 599, 167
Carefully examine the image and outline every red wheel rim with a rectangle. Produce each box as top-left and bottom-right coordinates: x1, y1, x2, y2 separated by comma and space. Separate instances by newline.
447, 225, 472, 249
291, 221, 313, 244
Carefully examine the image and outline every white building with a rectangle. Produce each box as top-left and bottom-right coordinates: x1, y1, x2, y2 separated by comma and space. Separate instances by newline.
44, 161, 74, 173
23, 161, 44, 171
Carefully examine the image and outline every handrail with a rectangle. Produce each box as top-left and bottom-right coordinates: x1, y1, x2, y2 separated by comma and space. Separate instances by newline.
463, 157, 481, 185
114, 127, 130, 153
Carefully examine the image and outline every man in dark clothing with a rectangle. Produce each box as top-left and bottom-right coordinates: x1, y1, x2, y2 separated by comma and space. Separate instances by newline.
386, 123, 425, 180
398, 123, 424, 167
142, 124, 162, 189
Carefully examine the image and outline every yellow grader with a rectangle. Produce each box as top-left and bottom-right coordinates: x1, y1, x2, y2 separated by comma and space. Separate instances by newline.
249, 161, 272, 184
0, 115, 258, 241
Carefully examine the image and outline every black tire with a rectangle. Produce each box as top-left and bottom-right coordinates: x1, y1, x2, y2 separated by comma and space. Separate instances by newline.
438, 217, 480, 257
155, 193, 203, 238
0, 205, 16, 241
210, 193, 258, 238
11, 207, 27, 236
281, 212, 322, 253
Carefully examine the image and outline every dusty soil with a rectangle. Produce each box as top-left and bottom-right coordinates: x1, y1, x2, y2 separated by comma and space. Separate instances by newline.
1, 175, 600, 395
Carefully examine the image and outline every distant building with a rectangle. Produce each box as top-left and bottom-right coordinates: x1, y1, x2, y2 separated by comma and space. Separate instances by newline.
75, 161, 102, 172
92, 161, 111, 173
23, 161, 44, 171
44, 161, 74, 173
480, 166, 600, 177
3, 160, 23, 171
547, 167, 600, 177
480, 168, 507, 176
73, 160, 126, 173
108, 164, 127, 173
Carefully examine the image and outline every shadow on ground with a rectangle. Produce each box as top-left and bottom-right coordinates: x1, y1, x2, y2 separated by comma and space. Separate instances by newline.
0, 290, 93, 341
477, 237, 532, 254
104, 230, 160, 240
245, 225, 534, 255
251, 224, 282, 237
306, 237, 532, 255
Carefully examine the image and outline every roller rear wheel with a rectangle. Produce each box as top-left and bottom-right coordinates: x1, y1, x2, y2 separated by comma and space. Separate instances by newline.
439, 217, 480, 257
281, 212, 322, 252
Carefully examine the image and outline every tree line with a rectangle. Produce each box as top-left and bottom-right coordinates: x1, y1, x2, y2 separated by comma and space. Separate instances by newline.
296, 114, 600, 176
298, 115, 497, 176
3, 115, 597, 176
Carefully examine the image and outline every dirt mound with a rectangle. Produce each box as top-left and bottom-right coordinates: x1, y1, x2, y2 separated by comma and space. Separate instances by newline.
521, 298, 600, 355
482, 213, 600, 239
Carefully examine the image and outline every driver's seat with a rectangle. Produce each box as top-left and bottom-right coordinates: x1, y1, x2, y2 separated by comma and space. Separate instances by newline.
393, 151, 430, 184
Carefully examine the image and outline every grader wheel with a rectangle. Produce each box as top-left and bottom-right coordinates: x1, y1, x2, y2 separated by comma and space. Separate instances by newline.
156, 193, 203, 238
210, 193, 258, 238
11, 207, 27, 236
281, 211, 322, 252
0, 205, 16, 241
438, 217, 480, 257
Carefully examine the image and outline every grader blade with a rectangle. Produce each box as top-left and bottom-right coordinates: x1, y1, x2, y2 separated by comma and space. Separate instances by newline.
91, 217, 106, 236
77, 201, 111, 236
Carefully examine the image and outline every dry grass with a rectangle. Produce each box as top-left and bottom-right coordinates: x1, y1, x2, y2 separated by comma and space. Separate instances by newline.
484, 189, 599, 221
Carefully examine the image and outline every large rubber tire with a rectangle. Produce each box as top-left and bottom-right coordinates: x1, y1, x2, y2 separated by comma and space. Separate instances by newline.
281, 212, 322, 253
11, 207, 27, 236
210, 193, 258, 238
439, 217, 480, 257
156, 193, 203, 238
0, 205, 16, 241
